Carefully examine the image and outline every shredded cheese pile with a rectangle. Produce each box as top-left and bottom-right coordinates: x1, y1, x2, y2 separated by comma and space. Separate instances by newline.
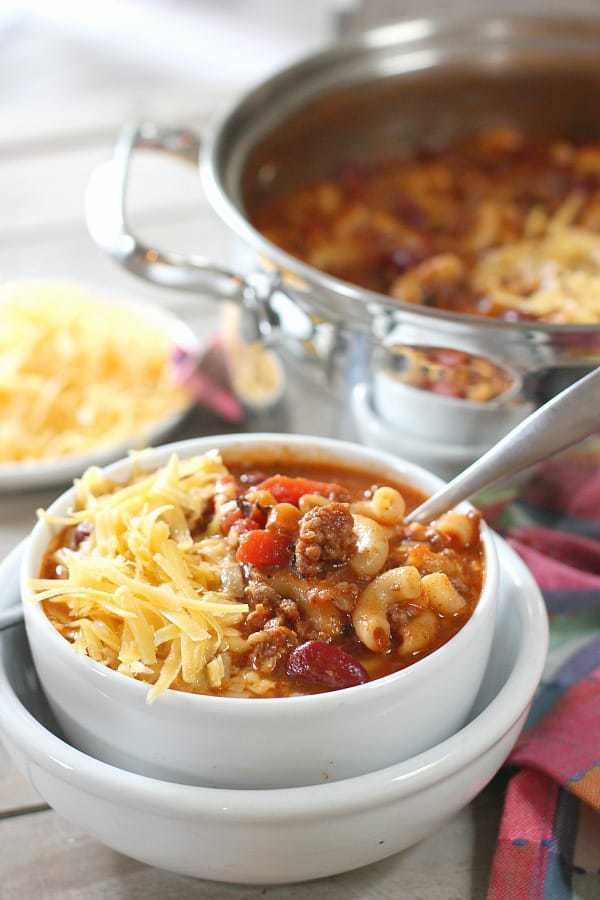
474, 196, 600, 323
30, 453, 249, 702
0, 280, 188, 464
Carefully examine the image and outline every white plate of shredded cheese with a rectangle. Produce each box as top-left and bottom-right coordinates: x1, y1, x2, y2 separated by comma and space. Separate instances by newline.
0, 280, 198, 492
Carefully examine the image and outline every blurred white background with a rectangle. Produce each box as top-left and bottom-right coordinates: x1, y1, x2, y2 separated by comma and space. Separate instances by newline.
3, 0, 599, 143
0, 1, 350, 301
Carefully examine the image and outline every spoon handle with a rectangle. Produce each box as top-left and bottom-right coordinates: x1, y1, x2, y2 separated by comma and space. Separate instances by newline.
406, 366, 600, 525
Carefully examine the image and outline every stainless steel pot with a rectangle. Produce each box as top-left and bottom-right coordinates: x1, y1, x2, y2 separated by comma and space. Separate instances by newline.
86, 14, 600, 409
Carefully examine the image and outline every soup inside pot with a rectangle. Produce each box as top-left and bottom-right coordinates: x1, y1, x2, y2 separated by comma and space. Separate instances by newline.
253, 127, 600, 325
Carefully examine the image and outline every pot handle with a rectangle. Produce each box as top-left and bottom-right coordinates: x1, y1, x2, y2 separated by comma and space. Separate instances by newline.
85, 122, 246, 302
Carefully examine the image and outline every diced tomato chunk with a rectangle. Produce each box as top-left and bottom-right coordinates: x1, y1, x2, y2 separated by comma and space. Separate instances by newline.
221, 508, 242, 533
236, 529, 292, 568
222, 503, 268, 535
235, 518, 262, 535
256, 475, 343, 506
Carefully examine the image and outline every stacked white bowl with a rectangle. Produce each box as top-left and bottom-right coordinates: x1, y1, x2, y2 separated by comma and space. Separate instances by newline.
0, 436, 548, 883
353, 346, 534, 480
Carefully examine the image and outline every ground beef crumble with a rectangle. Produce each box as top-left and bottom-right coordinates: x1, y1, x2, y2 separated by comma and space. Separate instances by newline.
244, 577, 281, 613
305, 581, 359, 612
243, 577, 300, 636
247, 625, 299, 674
295, 502, 356, 576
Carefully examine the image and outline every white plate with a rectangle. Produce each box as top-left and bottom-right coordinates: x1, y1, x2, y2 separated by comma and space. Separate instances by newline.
0, 299, 198, 493
0, 537, 548, 884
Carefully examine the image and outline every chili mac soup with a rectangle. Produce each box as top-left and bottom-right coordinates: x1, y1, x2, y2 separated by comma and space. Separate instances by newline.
254, 127, 600, 324
33, 451, 484, 700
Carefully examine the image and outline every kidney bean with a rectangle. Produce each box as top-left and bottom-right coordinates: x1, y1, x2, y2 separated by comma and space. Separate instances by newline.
286, 641, 369, 689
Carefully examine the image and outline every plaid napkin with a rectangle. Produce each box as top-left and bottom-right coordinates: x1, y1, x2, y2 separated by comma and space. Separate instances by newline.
483, 452, 600, 899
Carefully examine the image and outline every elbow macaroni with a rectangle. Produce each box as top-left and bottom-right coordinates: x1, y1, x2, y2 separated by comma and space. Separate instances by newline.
353, 566, 423, 652
299, 493, 329, 513
349, 487, 405, 577
370, 487, 406, 525
350, 514, 389, 577
352, 486, 405, 526
433, 511, 478, 548
421, 572, 466, 615
400, 609, 439, 655
350, 486, 471, 654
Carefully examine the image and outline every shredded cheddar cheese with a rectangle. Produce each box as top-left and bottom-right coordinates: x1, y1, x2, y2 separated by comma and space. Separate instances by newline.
30, 453, 249, 702
0, 280, 188, 464
474, 199, 600, 323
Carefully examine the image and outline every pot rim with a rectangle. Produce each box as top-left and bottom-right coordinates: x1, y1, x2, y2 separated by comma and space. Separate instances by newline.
200, 12, 600, 337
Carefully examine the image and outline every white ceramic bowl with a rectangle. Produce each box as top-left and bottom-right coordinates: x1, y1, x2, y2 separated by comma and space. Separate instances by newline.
352, 384, 488, 480
373, 358, 533, 447
21, 434, 498, 789
0, 537, 547, 883
0, 297, 198, 493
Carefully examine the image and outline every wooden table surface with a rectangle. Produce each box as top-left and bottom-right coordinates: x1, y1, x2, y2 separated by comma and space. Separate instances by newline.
0, 14, 504, 898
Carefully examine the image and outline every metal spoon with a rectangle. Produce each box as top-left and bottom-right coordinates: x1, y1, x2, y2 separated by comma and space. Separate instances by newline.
406, 366, 600, 525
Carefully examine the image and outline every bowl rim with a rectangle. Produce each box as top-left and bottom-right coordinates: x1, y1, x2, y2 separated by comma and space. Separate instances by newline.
21, 433, 498, 711
0, 533, 547, 820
